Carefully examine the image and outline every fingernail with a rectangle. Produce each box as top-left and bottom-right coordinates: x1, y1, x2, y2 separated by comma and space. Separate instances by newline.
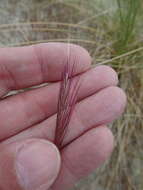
15, 139, 60, 190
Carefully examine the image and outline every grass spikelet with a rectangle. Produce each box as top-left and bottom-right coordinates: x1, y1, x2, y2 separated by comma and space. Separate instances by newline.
55, 56, 80, 149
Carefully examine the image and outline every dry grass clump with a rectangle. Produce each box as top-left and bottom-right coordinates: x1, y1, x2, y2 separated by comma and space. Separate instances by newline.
0, 0, 143, 189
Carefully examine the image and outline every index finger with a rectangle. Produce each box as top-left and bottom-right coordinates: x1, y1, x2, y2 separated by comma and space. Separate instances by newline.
0, 43, 91, 97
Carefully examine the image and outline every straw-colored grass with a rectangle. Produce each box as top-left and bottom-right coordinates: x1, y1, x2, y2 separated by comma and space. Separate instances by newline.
0, 0, 143, 189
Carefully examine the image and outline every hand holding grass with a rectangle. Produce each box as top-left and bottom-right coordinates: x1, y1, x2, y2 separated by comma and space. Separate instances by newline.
0, 43, 126, 190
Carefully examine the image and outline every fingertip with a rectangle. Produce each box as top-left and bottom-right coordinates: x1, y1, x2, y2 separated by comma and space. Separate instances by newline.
93, 126, 114, 160
16, 138, 61, 190
107, 86, 127, 115
95, 65, 119, 85
68, 43, 92, 69
36, 43, 92, 77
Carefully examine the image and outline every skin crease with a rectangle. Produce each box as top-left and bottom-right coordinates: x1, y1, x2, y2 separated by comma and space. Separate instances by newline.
0, 43, 126, 190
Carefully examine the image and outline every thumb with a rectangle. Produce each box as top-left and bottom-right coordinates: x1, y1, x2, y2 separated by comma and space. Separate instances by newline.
0, 138, 61, 190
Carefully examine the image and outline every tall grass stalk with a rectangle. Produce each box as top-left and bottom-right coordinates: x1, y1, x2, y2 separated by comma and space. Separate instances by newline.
116, 0, 140, 54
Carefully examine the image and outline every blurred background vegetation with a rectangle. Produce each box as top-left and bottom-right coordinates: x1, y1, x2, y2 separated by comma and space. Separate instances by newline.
0, 0, 143, 189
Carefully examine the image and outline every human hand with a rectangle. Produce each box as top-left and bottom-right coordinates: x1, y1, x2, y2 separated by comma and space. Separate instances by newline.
0, 43, 126, 190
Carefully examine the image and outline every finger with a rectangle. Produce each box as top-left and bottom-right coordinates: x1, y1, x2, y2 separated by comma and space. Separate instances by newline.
0, 66, 118, 140
0, 138, 61, 190
3, 86, 126, 146
51, 126, 114, 190
0, 43, 91, 97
